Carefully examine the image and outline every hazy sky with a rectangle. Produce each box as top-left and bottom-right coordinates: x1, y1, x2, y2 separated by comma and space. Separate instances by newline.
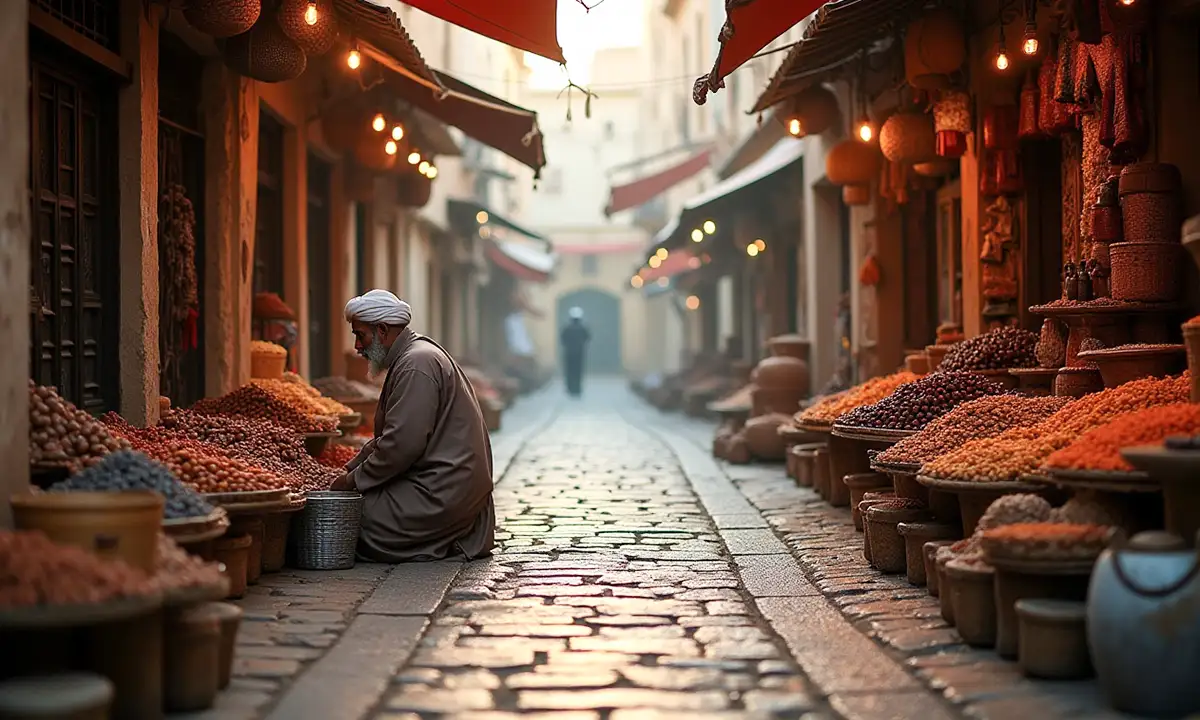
525, 0, 646, 89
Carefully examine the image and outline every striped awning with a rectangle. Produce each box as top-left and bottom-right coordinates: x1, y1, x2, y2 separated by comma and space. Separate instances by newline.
750, 0, 926, 113
334, 0, 441, 88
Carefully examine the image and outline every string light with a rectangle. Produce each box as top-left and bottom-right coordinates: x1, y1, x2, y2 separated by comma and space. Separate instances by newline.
631, 276, 644, 288
788, 118, 803, 136
476, 211, 488, 224
347, 47, 361, 70
656, 248, 669, 260
754, 239, 766, 251
426, 166, 438, 179
371, 113, 386, 132
685, 295, 700, 310
648, 255, 662, 269
1119, 0, 1134, 5
407, 151, 421, 165
419, 161, 430, 174
690, 229, 703, 242
746, 243, 759, 257
384, 140, 397, 155
856, 117, 874, 143
304, 1, 319, 25
702, 220, 716, 234
391, 125, 404, 141
995, 24, 1010, 70
1022, 0, 1039, 56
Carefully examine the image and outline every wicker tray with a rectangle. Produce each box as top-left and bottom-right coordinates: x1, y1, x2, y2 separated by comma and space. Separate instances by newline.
1033, 467, 1158, 494
223, 493, 305, 516
163, 508, 230, 545
1028, 300, 1181, 316
871, 459, 923, 474
831, 424, 919, 443
202, 488, 291, 506
338, 413, 363, 431
917, 475, 1046, 493
793, 421, 834, 434
0, 591, 163, 630
985, 554, 1099, 576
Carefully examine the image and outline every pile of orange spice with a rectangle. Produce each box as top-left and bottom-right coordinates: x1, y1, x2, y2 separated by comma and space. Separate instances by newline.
796, 371, 919, 426
980, 522, 1111, 562
1043, 402, 1200, 472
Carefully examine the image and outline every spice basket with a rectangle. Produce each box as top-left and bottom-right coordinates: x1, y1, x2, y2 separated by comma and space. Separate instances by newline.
1184, 325, 1200, 402
1054, 367, 1104, 398
1118, 162, 1182, 244
250, 352, 287, 381
1109, 242, 1183, 303
261, 496, 307, 573
1076, 344, 1187, 388
288, 491, 364, 570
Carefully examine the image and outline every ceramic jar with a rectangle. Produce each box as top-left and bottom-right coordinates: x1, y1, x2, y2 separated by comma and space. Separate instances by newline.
1087, 531, 1200, 718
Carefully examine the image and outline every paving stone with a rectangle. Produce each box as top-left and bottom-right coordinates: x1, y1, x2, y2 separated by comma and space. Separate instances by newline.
619, 666, 727, 691
505, 670, 621, 689
829, 691, 961, 720
384, 687, 494, 713
358, 561, 462, 616
516, 688, 731, 712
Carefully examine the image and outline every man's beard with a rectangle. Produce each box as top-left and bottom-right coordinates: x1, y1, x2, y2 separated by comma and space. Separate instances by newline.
364, 333, 390, 377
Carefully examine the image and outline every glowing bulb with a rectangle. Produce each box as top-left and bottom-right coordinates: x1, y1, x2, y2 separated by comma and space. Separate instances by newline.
304, 1, 318, 25
685, 295, 700, 310
476, 211, 488, 224
656, 248, 669, 260
702, 220, 716, 234
426, 166, 437, 179
857, 122, 873, 143
788, 118, 803, 136
754, 239, 766, 251
690, 229, 703, 243
1022, 34, 1039, 55
1119, 0, 1134, 5
407, 152, 421, 165
391, 125, 404, 141
648, 256, 662, 269
372, 113, 385, 132
746, 244, 759, 257
995, 49, 1010, 71
384, 140, 397, 155
631, 276, 644, 288
347, 49, 361, 70
419, 161, 430, 174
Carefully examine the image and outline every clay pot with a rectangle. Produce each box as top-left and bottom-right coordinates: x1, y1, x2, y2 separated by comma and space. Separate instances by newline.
944, 560, 997, 647
742, 414, 791, 461
866, 503, 933, 574
924, 540, 956, 598
753, 355, 809, 392
767, 334, 810, 359
1016, 599, 1093, 679
845, 473, 893, 530
898, 522, 961, 586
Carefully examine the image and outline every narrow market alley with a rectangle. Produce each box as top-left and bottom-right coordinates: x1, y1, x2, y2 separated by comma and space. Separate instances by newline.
183, 380, 1128, 720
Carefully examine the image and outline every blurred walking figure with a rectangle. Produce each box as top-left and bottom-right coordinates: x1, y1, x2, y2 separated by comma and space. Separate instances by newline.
560, 307, 591, 397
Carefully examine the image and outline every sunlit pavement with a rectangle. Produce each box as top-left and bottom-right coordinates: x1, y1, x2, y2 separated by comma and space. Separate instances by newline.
180, 379, 1120, 720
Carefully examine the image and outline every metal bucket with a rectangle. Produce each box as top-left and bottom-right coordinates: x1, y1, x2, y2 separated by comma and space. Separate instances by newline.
288, 491, 363, 570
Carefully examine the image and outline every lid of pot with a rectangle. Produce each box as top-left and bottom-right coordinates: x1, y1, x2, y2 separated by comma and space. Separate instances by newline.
0, 673, 114, 713
1127, 530, 1187, 553
1014, 598, 1086, 621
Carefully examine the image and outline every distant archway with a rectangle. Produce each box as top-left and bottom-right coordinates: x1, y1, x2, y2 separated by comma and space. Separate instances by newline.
556, 288, 622, 374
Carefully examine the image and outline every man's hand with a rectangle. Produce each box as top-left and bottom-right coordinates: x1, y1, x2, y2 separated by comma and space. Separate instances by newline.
330, 472, 355, 491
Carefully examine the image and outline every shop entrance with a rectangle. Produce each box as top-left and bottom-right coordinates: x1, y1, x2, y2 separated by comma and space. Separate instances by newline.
555, 288, 622, 375
306, 154, 332, 379
255, 111, 285, 296
28, 30, 120, 414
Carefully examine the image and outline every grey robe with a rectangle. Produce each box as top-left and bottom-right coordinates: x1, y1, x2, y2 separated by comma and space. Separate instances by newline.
344, 329, 496, 562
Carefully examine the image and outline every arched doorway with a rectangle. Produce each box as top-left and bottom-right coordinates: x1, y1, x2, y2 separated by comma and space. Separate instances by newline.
556, 288, 622, 375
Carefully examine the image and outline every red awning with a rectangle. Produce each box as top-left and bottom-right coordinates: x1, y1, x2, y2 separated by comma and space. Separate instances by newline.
486, 238, 556, 283
640, 250, 702, 282
692, 0, 824, 106
400, 0, 565, 64
605, 148, 712, 216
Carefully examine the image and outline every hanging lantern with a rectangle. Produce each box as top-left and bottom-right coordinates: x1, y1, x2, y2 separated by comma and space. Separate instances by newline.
353, 132, 397, 172
932, 90, 971, 158
277, 0, 338, 56
826, 139, 882, 187
913, 159, 957, 177
786, 85, 841, 137
184, 0, 262, 38
879, 111, 936, 165
221, 8, 307, 83
396, 172, 432, 208
842, 184, 871, 206
904, 9, 966, 90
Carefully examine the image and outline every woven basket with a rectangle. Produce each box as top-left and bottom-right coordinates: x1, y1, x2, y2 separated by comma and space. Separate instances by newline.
1054, 368, 1104, 398
221, 9, 307, 83
1108, 242, 1182, 303
261, 512, 291, 573
250, 352, 286, 380
1184, 325, 1200, 402
185, 0, 261, 38
288, 491, 363, 570
277, 0, 337, 56
1119, 163, 1182, 243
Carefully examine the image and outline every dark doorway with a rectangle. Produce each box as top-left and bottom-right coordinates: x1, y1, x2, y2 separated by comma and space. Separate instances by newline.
255, 110, 285, 295
306, 153, 332, 379
556, 288, 623, 374
28, 31, 121, 414
157, 32, 206, 407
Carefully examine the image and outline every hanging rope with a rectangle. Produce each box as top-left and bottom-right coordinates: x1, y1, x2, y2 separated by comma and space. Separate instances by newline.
556, 80, 599, 122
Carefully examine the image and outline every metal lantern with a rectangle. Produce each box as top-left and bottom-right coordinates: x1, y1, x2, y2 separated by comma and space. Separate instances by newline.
880, 112, 937, 165
184, 0, 262, 38
933, 90, 971, 158
826, 139, 882, 187
904, 9, 966, 90
788, 85, 841, 137
222, 9, 307, 83
277, 0, 338, 56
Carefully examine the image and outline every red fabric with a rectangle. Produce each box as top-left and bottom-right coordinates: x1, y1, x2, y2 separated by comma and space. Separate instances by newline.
605, 149, 712, 215
184, 308, 199, 352
401, 0, 565, 63
486, 241, 551, 283
696, 0, 824, 104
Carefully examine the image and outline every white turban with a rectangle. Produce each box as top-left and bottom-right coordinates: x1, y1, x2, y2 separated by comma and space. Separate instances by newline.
344, 289, 412, 326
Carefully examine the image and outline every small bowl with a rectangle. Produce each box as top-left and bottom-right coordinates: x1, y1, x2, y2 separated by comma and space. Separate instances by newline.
1015, 599, 1093, 680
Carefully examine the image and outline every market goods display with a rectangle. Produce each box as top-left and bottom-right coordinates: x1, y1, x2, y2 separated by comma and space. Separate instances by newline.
48, 451, 215, 519
797, 372, 919, 425
1050, 494, 1137, 528
980, 523, 1111, 562
312, 376, 380, 401
251, 378, 353, 417
877, 395, 1072, 466
1043, 403, 1200, 472
250, 340, 288, 358
921, 373, 1190, 482
28, 382, 130, 471
839, 372, 1008, 431
192, 384, 339, 433
938, 327, 1039, 372
938, 494, 1054, 562
316, 443, 358, 469
0, 530, 155, 608
150, 534, 224, 595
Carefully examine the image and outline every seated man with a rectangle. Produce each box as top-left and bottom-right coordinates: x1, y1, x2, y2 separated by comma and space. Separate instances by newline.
333, 289, 495, 562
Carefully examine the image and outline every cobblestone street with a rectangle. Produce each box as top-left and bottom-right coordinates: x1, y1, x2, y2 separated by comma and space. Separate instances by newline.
184, 380, 1113, 720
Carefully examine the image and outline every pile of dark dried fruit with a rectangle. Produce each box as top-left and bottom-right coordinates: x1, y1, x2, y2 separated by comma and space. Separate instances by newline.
939, 327, 1039, 372
839, 372, 1009, 431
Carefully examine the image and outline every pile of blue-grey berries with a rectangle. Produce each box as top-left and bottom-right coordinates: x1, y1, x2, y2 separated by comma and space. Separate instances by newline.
49, 450, 215, 519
